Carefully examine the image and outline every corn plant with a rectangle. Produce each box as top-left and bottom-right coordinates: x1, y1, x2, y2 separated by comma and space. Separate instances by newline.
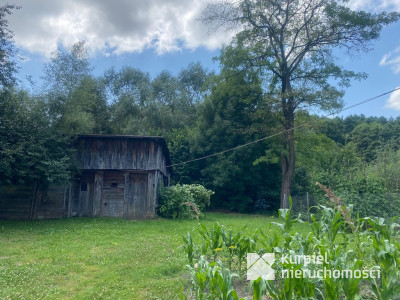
341, 257, 364, 300
185, 256, 211, 299
222, 226, 242, 268
364, 217, 400, 299
198, 223, 224, 261
185, 256, 244, 300
259, 225, 281, 253
271, 197, 298, 233
288, 232, 314, 256
311, 206, 344, 250
221, 227, 235, 269
182, 189, 400, 299
271, 197, 303, 252
313, 243, 343, 300
261, 250, 321, 300
347, 213, 370, 260
212, 266, 242, 300
252, 277, 267, 300
235, 233, 258, 277
183, 232, 196, 265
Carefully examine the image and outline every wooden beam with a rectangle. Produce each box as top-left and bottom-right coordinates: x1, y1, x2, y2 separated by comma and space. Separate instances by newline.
123, 172, 129, 219
93, 171, 103, 217
29, 182, 38, 220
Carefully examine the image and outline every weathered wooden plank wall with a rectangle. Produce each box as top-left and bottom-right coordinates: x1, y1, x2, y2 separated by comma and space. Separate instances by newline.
35, 185, 68, 219
146, 171, 163, 218
93, 171, 103, 217
78, 172, 94, 217
126, 173, 148, 219
0, 185, 33, 219
101, 171, 125, 217
76, 138, 169, 175
69, 180, 80, 217
0, 184, 69, 220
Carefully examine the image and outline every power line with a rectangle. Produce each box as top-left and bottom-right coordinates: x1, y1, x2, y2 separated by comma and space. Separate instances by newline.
167, 87, 400, 168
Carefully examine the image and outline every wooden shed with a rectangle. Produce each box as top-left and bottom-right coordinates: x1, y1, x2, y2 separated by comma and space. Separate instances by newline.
0, 135, 172, 220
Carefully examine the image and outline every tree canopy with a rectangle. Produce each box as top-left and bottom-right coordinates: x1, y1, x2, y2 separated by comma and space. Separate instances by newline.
0, 4, 19, 89
201, 0, 400, 207
1, 3, 400, 215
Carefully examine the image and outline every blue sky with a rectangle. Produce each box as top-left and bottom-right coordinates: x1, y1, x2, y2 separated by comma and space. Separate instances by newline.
9, 0, 400, 118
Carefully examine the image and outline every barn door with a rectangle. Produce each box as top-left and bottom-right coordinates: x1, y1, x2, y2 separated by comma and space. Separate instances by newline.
127, 173, 148, 219
101, 172, 125, 217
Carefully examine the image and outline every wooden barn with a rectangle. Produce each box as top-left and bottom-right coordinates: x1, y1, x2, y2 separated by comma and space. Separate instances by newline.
0, 135, 172, 220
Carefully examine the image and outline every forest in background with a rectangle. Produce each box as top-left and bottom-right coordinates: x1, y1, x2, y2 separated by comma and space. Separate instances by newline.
1, 4, 400, 217
1, 40, 400, 216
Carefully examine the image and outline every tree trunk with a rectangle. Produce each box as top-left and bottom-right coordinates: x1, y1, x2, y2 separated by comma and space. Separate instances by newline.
280, 73, 295, 209
280, 121, 295, 208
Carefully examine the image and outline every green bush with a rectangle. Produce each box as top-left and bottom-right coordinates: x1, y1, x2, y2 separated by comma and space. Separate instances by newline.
158, 184, 214, 219
344, 192, 400, 219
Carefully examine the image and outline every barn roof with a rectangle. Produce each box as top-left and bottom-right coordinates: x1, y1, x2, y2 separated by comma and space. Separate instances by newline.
76, 134, 172, 170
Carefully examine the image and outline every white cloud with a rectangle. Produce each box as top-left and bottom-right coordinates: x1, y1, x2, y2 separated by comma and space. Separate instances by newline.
8, 0, 234, 57
347, 0, 400, 74
8, 0, 399, 60
386, 87, 400, 110
349, 0, 400, 11
380, 46, 400, 73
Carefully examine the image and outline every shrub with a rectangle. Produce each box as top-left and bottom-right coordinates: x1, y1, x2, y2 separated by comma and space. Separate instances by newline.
343, 192, 400, 219
158, 184, 214, 219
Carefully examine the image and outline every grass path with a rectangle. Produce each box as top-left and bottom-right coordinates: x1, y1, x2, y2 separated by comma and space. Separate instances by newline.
0, 213, 310, 299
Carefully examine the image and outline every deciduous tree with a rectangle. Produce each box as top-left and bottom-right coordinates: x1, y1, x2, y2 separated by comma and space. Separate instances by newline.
0, 89, 72, 186
201, 0, 399, 207
0, 4, 19, 89
41, 41, 110, 134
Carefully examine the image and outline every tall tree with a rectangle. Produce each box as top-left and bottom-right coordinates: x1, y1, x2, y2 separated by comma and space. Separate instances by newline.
58, 76, 110, 135
201, 0, 399, 207
0, 89, 72, 186
178, 62, 210, 104
193, 68, 280, 212
42, 41, 92, 124
104, 63, 213, 136
0, 4, 19, 89
42, 41, 92, 96
41, 41, 110, 134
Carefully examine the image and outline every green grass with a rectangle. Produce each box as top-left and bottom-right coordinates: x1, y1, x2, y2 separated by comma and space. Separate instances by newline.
0, 213, 310, 299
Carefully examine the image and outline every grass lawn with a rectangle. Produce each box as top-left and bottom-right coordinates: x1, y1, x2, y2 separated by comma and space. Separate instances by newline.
0, 213, 311, 299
